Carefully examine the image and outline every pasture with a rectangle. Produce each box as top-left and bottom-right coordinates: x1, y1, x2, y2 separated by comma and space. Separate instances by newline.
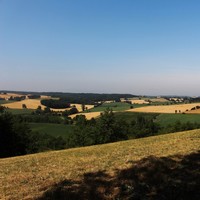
156, 113, 200, 127
114, 111, 158, 123
5, 108, 34, 115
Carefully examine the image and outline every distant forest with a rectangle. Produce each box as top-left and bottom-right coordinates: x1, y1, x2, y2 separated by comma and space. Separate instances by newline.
0, 91, 137, 104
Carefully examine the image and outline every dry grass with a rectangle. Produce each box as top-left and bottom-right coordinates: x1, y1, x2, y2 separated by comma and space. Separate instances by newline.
127, 103, 200, 113
0, 129, 199, 199
70, 111, 101, 120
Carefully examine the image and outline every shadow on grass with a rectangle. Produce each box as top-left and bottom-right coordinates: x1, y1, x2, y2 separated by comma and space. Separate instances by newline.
37, 151, 200, 200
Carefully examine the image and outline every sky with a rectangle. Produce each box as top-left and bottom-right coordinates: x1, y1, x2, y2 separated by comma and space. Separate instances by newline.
1, 0, 200, 96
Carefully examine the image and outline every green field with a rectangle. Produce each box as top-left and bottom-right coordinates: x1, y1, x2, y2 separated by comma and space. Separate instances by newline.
29, 123, 74, 140
114, 111, 200, 126
156, 113, 200, 127
114, 111, 158, 122
0, 100, 16, 104
5, 108, 34, 115
86, 102, 132, 112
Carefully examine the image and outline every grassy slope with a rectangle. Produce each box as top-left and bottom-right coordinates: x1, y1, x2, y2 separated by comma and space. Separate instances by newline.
0, 129, 199, 199
29, 123, 74, 139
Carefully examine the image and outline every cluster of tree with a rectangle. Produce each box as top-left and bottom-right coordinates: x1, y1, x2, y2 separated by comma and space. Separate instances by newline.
164, 121, 200, 133
0, 112, 67, 158
27, 95, 40, 99
37, 93, 136, 104
32, 106, 78, 117
9, 96, 26, 101
41, 99, 71, 109
61, 107, 79, 116
127, 115, 160, 138
0, 112, 32, 158
15, 106, 77, 124
191, 106, 200, 110
67, 109, 128, 147
0, 106, 5, 113
2, 107, 200, 158
187, 97, 200, 103
17, 115, 65, 124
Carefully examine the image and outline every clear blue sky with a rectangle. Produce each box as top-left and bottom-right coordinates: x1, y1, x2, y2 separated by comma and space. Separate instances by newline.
1, 0, 200, 95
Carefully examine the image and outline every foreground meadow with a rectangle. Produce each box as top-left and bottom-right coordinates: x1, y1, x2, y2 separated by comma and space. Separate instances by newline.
0, 129, 199, 199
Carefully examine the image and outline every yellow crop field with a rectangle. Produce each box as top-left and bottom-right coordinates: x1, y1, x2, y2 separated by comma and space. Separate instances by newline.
3, 99, 46, 109
127, 103, 200, 113
70, 104, 94, 112
186, 109, 200, 114
40, 95, 52, 99
0, 92, 24, 99
50, 104, 94, 112
131, 99, 149, 104
150, 98, 169, 102
70, 111, 101, 119
121, 99, 149, 104
3, 99, 94, 112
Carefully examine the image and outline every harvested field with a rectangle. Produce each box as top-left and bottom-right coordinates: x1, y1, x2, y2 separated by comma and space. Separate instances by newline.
186, 109, 200, 114
0, 93, 25, 99
3, 99, 46, 109
3, 100, 94, 112
40, 95, 52, 99
70, 111, 101, 120
121, 99, 149, 104
130, 99, 149, 104
150, 98, 169, 103
50, 104, 94, 112
71, 104, 94, 112
127, 103, 200, 113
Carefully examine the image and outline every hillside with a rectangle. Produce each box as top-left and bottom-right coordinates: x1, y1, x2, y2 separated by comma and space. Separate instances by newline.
0, 130, 200, 199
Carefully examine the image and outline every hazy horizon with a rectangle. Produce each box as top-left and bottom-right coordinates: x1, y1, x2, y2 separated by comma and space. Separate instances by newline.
1, 0, 200, 96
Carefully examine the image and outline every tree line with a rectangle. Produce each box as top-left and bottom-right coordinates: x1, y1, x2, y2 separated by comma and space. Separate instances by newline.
1, 108, 200, 158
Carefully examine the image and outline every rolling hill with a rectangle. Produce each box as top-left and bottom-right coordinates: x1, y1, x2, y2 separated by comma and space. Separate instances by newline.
0, 129, 199, 199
